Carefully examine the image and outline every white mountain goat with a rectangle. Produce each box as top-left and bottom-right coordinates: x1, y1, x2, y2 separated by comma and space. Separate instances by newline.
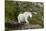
18, 12, 32, 24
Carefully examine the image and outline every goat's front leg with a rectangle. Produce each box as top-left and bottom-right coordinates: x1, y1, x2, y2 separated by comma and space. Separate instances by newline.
25, 17, 29, 24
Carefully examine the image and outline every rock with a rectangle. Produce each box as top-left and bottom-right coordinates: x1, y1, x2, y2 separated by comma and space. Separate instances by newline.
23, 24, 42, 29
5, 21, 42, 30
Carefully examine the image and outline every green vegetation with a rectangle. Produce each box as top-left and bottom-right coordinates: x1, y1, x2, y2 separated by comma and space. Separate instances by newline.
5, 1, 44, 27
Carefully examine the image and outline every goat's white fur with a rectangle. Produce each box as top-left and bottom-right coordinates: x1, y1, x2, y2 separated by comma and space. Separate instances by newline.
18, 12, 32, 24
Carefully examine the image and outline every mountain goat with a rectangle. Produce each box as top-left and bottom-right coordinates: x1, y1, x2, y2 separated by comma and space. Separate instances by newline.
18, 12, 32, 24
